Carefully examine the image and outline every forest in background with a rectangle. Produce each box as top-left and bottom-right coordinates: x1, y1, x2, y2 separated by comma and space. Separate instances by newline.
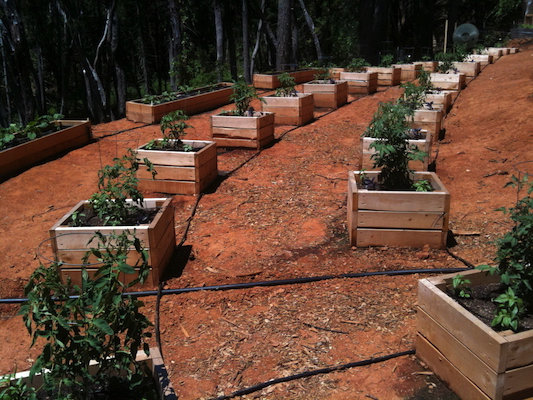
0, 0, 525, 125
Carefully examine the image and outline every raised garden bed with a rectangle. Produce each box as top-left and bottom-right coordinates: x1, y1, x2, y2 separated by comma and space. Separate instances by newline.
417, 269, 533, 400
365, 66, 401, 86
136, 140, 218, 195
465, 54, 494, 68
339, 71, 378, 94
430, 72, 466, 91
301, 80, 348, 108
210, 112, 275, 149
261, 93, 314, 126
391, 63, 422, 83
252, 69, 323, 89
419, 61, 439, 72
0, 119, 92, 182
125, 83, 234, 124
347, 171, 450, 249
360, 132, 431, 172
423, 92, 452, 114
49, 198, 175, 286
452, 61, 481, 78
408, 108, 444, 141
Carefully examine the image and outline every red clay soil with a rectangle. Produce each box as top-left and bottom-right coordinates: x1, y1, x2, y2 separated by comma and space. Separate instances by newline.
1, 40, 533, 400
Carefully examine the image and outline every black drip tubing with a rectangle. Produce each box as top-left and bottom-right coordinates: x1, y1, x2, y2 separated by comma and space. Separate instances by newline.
211, 349, 416, 400
0, 267, 468, 304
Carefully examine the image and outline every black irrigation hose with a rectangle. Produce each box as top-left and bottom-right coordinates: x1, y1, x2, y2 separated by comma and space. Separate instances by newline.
0, 267, 469, 304
211, 349, 416, 400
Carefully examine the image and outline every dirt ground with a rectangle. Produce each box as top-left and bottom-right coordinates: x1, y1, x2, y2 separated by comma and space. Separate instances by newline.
1, 40, 533, 400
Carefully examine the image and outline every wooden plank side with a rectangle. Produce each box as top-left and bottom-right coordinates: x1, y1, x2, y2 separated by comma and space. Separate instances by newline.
356, 228, 445, 248
503, 328, 533, 370
418, 278, 508, 372
417, 308, 500, 398
358, 191, 447, 212
347, 172, 358, 246
416, 334, 493, 400
357, 210, 445, 229
503, 364, 533, 398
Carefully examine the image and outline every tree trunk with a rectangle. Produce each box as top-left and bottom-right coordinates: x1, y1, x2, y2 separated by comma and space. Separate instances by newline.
168, 0, 182, 91
0, 0, 36, 124
276, 0, 292, 70
242, 0, 251, 83
214, 0, 224, 81
297, 0, 322, 62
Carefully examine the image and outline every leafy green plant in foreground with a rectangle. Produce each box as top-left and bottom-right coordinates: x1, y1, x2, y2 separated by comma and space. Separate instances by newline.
475, 175, 533, 331
229, 80, 264, 116
18, 231, 153, 399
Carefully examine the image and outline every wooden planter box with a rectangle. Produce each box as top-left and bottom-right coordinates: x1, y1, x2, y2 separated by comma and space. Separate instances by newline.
3, 347, 177, 399
329, 68, 347, 80
417, 269, 533, 400
465, 54, 494, 68
125, 83, 234, 124
301, 80, 348, 108
360, 133, 431, 172
430, 73, 466, 91
210, 112, 275, 149
392, 63, 422, 82
49, 198, 175, 287
0, 119, 92, 182
452, 61, 481, 78
419, 61, 439, 72
474, 48, 503, 61
365, 66, 401, 86
408, 109, 444, 141
423, 92, 452, 114
252, 69, 322, 89
339, 71, 378, 94
347, 171, 450, 249
136, 140, 218, 195
261, 93, 314, 126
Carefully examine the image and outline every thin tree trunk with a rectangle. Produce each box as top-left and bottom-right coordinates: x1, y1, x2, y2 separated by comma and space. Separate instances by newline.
168, 0, 182, 91
242, 0, 251, 83
297, 0, 322, 62
214, 0, 224, 81
276, 0, 292, 70
135, 3, 150, 95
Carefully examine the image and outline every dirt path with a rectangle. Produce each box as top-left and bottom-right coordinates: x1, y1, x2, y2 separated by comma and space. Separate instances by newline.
0, 42, 532, 399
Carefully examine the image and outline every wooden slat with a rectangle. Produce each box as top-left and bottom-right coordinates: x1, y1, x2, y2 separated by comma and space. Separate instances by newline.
416, 334, 492, 400
356, 228, 445, 248
417, 307, 500, 398
357, 210, 445, 229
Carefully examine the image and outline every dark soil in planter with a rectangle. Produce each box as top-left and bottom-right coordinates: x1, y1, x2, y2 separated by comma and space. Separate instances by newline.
137, 83, 231, 105
65, 207, 160, 227
0, 128, 60, 151
448, 282, 533, 332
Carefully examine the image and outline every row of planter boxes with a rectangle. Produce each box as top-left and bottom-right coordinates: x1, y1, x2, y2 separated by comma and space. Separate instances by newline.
414, 47, 532, 400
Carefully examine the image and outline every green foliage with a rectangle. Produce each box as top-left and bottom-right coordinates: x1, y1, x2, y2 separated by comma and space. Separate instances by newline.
413, 179, 433, 192
365, 102, 427, 191
346, 58, 369, 72
89, 149, 156, 226
144, 110, 193, 151
313, 69, 331, 81
452, 274, 472, 298
19, 231, 153, 399
435, 45, 468, 73
0, 372, 37, 400
476, 175, 533, 331
229, 80, 263, 116
0, 114, 64, 150
379, 54, 394, 67
275, 72, 297, 97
